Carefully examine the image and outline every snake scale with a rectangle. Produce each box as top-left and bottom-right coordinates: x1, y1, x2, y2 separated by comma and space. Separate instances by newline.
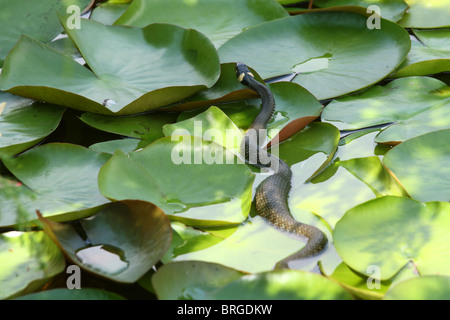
235, 62, 328, 269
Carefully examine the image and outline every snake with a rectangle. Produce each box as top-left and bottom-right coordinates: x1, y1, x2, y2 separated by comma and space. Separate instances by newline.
235, 62, 328, 269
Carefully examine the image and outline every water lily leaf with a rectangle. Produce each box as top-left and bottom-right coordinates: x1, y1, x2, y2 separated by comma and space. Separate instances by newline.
172, 216, 308, 273
393, 29, 450, 78
91, 1, 130, 25
337, 129, 392, 161
115, 0, 288, 48
0, 0, 91, 67
313, 0, 408, 22
163, 106, 243, 153
1, 143, 111, 227
164, 63, 262, 112
89, 138, 140, 155
334, 196, 450, 280
151, 261, 245, 300
209, 269, 353, 300
98, 136, 254, 225
176, 81, 323, 143
0, 231, 65, 300
80, 112, 178, 146
322, 77, 450, 144
399, 0, 450, 28
219, 11, 410, 100
290, 155, 406, 229
329, 262, 390, 300
383, 129, 450, 202
15, 288, 125, 300
0, 91, 65, 156
384, 276, 450, 300
329, 261, 419, 300
38, 200, 172, 283
276, 122, 339, 169
0, 18, 220, 115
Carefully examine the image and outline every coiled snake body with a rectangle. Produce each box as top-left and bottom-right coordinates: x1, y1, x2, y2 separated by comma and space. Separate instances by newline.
236, 63, 327, 269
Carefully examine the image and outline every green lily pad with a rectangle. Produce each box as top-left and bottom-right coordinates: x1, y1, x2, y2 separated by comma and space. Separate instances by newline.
151, 261, 245, 300
329, 261, 419, 300
89, 138, 140, 155
322, 77, 450, 144
290, 155, 407, 229
337, 129, 393, 161
163, 106, 243, 153
1, 143, 111, 227
384, 276, 450, 300
176, 81, 323, 143
334, 196, 450, 280
115, 0, 288, 48
98, 136, 254, 225
329, 262, 390, 300
39, 200, 172, 283
399, 0, 450, 28
0, 18, 220, 115
219, 11, 410, 100
80, 112, 178, 146
314, 0, 408, 22
393, 29, 450, 78
16, 288, 125, 300
210, 269, 353, 300
164, 63, 263, 112
0, 0, 91, 67
172, 216, 313, 273
0, 91, 65, 156
91, 1, 130, 25
276, 122, 339, 168
0, 231, 65, 300
383, 129, 450, 202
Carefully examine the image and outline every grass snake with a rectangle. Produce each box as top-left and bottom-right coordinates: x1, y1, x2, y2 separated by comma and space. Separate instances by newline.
235, 62, 328, 269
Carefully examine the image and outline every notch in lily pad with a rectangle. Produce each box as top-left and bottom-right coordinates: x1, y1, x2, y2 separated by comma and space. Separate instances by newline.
38, 200, 172, 283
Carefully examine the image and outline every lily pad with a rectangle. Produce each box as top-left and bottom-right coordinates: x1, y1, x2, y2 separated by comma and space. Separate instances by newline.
384, 276, 450, 300
0, 231, 65, 300
0, 91, 65, 156
328, 261, 419, 300
219, 11, 410, 100
163, 106, 243, 153
16, 288, 125, 300
399, 0, 450, 28
176, 81, 323, 143
151, 261, 245, 300
0, 18, 220, 115
172, 216, 313, 273
322, 77, 450, 144
39, 200, 172, 283
164, 63, 262, 112
1, 143, 111, 227
209, 269, 353, 300
91, 1, 130, 25
98, 136, 254, 225
80, 112, 178, 146
393, 29, 450, 78
314, 0, 408, 22
289, 155, 405, 229
0, 0, 91, 67
114, 0, 288, 48
334, 196, 450, 280
383, 129, 450, 202
89, 138, 140, 155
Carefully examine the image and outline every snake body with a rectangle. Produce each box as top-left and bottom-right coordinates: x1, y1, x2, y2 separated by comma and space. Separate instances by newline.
236, 62, 327, 269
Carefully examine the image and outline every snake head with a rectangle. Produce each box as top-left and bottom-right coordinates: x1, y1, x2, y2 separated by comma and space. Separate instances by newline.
235, 62, 254, 85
